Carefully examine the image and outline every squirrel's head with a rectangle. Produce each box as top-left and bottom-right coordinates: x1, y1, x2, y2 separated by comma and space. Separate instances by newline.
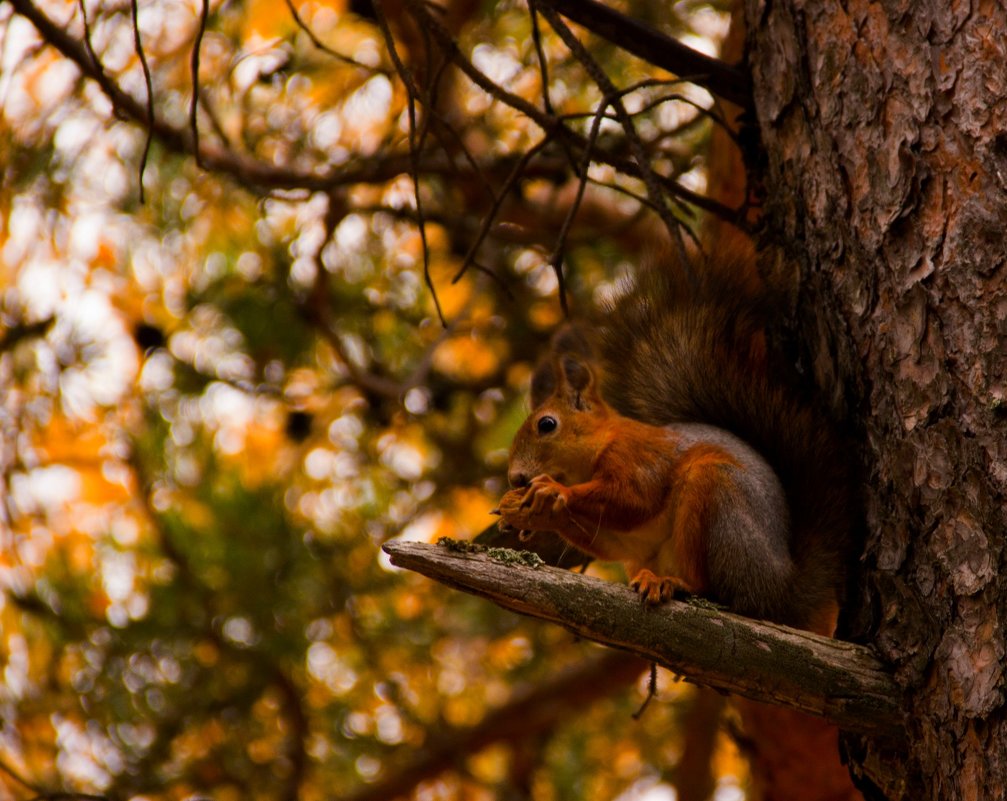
507, 345, 612, 489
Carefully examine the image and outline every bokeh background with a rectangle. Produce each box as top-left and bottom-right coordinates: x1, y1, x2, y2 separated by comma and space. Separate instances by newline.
0, 1, 749, 798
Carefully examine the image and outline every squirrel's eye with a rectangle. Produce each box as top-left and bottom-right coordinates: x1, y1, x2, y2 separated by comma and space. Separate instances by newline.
537, 415, 558, 435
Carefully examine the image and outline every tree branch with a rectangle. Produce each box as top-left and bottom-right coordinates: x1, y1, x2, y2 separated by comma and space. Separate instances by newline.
398, 0, 741, 225
535, 3, 695, 278
3, 0, 535, 193
338, 648, 645, 801
8, 0, 742, 225
534, 0, 752, 109
382, 541, 905, 738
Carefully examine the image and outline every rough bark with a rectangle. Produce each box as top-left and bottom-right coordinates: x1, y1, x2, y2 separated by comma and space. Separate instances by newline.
383, 541, 904, 737
744, 1, 1007, 798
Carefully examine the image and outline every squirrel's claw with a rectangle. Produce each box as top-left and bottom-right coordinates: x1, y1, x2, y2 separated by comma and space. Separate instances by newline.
631, 569, 692, 605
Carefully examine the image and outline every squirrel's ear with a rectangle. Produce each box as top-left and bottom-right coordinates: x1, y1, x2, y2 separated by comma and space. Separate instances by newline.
558, 353, 601, 410
529, 326, 601, 410
530, 358, 558, 409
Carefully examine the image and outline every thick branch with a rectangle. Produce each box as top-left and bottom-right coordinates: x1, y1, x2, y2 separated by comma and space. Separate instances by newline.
383, 541, 905, 738
536, 0, 752, 108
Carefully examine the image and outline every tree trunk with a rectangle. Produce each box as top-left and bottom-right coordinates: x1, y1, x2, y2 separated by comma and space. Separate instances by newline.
745, 1, 1007, 798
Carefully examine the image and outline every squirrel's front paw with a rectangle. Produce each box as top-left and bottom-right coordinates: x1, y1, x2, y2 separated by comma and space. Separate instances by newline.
499, 475, 569, 532
630, 569, 694, 605
498, 488, 530, 531
523, 475, 570, 515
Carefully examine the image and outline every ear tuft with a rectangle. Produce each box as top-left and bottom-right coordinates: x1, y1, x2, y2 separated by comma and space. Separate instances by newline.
530, 359, 558, 409
552, 324, 593, 359
529, 325, 600, 410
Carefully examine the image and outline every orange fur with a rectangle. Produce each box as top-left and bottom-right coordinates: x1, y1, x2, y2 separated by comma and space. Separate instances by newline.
501, 356, 782, 611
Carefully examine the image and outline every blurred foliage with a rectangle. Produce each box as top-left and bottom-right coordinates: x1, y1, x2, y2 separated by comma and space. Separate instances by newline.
0, 0, 749, 799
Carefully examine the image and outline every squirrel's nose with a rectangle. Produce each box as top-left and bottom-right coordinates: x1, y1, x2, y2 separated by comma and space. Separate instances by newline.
508, 470, 529, 488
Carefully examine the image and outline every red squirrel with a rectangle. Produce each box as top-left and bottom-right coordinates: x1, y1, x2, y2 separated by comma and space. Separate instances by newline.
497, 249, 854, 636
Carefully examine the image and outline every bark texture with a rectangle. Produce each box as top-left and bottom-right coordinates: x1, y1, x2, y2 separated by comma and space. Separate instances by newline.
744, 1, 1007, 798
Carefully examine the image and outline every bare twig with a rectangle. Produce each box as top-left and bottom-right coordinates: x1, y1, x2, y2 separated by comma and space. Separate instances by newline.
586, 176, 701, 250
77, 0, 99, 71
465, 261, 515, 298
647, 92, 740, 146
198, 84, 236, 149
452, 134, 554, 285
530, 7, 553, 116
129, 0, 153, 202
190, 0, 209, 167
400, 0, 553, 130
632, 662, 659, 720
557, 77, 693, 121
372, 0, 445, 325
282, 0, 384, 71
397, 58, 501, 211
534, 3, 695, 278
528, 6, 588, 186
368, 3, 499, 208
532, 0, 752, 108
546, 94, 611, 316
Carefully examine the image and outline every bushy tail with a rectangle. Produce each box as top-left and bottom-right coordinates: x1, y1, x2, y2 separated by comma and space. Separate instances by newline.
586, 250, 854, 632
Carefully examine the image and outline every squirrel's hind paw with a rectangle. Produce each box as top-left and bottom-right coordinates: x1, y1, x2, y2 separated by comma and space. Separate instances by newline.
630, 569, 695, 605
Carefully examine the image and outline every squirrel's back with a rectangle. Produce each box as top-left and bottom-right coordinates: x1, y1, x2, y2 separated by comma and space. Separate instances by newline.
586, 249, 854, 632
